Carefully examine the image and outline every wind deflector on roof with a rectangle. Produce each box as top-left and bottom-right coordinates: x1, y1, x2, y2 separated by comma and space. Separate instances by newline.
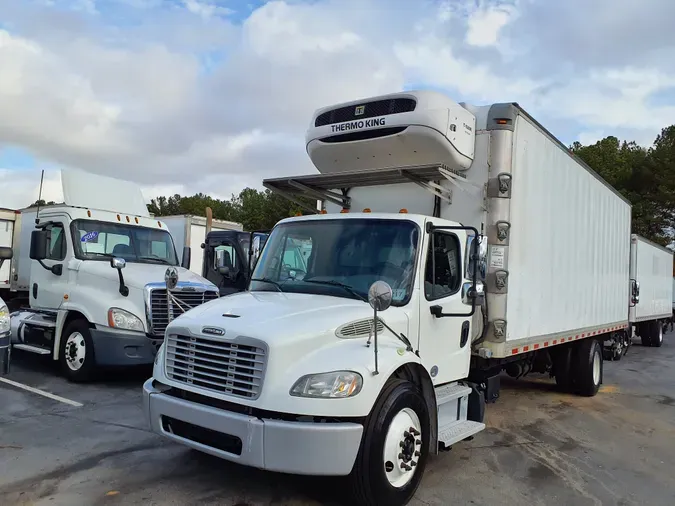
61, 168, 150, 217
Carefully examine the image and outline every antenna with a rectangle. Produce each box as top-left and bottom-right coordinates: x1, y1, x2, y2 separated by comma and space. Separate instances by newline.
35, 169, 45, 225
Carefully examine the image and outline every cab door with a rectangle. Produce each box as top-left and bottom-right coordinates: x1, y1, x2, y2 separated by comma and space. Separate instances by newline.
417, 222, 477, 385
30, 219, 72, 310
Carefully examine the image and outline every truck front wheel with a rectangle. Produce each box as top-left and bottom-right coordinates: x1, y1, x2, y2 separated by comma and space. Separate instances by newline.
348, 378, 430, 506
59, 319, 96, 382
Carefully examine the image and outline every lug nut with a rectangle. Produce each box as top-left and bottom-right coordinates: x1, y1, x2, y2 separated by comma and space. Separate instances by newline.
410, 461, 417, 467
415, 439, 422, 446
404, 431, 410, 437
415, 451, 421, 457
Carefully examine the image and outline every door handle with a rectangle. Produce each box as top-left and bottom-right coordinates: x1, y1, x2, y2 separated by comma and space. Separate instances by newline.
460, 320, 470, 347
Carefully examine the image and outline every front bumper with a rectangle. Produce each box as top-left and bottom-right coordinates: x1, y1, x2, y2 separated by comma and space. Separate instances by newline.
91, 327, 157, 366
143, 379, 364, 476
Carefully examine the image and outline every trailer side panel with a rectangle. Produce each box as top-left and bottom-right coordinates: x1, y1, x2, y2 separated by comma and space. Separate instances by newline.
631, 235, 673, 322
503, 115, 631, 346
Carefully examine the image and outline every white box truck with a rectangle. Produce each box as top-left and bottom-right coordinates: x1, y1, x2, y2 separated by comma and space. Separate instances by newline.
0, 208, 17, 291
161, 214, 243, 278
144, 90, 639, 505
627, 234, 673, 348
2, 169, 220, 382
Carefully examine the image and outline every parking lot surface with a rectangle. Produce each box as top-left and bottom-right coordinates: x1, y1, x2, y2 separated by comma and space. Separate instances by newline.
1, 336, 675, 506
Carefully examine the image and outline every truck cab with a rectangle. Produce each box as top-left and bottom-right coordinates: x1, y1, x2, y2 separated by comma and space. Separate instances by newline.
8, 169, 220, 382
202, 230, 270, 295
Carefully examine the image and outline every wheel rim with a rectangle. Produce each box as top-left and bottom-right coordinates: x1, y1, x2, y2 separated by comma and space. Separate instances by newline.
592, 349, 601, 386
65, 332, 86, 371
382, 407, 422, 488
658, 326, 663, 344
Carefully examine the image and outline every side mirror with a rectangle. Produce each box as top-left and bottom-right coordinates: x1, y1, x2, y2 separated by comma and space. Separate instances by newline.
29, 230, 48, 261
111, 257, 129, 297
465, 234, 487, 281
110, 257, 126, 270
631, 280, 640, 304
218, 265, 230, 276
368, 280, 393, 312
0, 247, 12, 261
181, 246, 191, 270
462, 281, 485, 306
0, 246, 12, 270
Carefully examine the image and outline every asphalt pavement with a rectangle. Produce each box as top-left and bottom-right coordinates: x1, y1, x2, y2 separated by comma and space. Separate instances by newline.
1, 335, 674, 506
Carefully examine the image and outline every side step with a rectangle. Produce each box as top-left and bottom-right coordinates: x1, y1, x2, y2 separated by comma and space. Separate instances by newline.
438, 420, 485, 448
13, 343, 51, 355
434, 382, 486, 450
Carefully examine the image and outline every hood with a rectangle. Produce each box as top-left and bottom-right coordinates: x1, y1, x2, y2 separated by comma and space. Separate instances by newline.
170, 291, 410, 344
76, 260, 216, 290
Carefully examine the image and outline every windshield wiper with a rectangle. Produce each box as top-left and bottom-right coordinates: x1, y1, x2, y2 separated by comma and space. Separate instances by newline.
139, 256, 171, 265
250, 277, 283, 292
302, 279, 366, 302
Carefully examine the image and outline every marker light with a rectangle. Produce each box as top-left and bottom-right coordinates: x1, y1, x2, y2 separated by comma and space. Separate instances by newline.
363, 208, 371, 213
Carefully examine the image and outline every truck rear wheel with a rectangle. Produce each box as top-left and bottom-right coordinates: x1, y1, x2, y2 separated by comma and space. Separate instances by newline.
651, 321, 664, 348
59, 319, 96, 382
348, 378, 430, 506
573, 338, 602, 397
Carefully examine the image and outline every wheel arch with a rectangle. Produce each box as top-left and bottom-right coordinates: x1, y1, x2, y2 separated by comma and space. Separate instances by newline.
53, 309, 92, 360
390, 363, 438, 453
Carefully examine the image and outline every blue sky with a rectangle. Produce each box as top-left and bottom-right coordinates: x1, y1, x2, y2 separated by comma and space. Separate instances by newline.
1, 0, 675, 208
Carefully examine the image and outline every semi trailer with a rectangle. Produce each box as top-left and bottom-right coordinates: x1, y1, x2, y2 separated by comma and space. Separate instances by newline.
3, 169, 220, 382
143, 90, 662, 505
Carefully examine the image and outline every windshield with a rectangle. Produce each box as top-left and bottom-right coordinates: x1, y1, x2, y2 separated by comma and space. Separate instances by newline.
70, 219, 179, 265
250, 218, 419, 305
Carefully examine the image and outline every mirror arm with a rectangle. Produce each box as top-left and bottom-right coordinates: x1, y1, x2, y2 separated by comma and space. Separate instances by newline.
114, 268, 129, 297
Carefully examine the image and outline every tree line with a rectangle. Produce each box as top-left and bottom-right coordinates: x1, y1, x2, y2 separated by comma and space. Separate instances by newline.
26, 123, 675, 246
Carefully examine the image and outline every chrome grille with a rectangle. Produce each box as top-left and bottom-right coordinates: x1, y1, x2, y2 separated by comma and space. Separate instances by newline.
165, 334, 266, 399
149, 288, 219, 337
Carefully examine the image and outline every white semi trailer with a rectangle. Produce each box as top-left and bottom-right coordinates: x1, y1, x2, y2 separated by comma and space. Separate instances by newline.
627, 235, 673, 348
144, 90, 638, 505
3, 169, 220, 382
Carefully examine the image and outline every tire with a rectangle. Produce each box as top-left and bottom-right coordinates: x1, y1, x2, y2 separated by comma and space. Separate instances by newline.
59, 319, 97, 382
640, 322, 651, 347
552, 346, 574, 393
573, 338, 603, 397
347, 378, 430, 506
652, 321, 664, 348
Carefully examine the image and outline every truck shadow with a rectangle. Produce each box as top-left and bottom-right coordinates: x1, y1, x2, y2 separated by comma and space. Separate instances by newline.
9, 349, 152, 387
166, 448, 346, 506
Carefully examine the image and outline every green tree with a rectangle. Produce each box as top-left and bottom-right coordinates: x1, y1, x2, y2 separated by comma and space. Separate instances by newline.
147, 187, 312, 231
571, 130, 675, 246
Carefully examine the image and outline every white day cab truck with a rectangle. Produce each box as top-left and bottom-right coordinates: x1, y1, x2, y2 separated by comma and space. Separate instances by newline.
143, 90, 670, 506
0, 246, 13, 375
1, 169, 220, 382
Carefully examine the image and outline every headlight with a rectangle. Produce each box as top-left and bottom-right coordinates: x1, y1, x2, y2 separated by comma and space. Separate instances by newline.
0, 304, 9, 334
108, 308, 144, 332
290, 370, 363, 398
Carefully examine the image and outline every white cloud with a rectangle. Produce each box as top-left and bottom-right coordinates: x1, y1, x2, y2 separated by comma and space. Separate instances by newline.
0, 0, 674, 209
465, 4, 517, 47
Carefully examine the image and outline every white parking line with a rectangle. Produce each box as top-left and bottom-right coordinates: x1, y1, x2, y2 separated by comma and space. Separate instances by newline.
0, 377, 83, 407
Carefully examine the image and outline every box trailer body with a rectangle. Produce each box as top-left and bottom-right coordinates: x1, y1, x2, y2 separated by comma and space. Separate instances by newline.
628, 234, 673, 347
145, 89, 634, 506
161, 215, 243, 278
0, 209, 17, 290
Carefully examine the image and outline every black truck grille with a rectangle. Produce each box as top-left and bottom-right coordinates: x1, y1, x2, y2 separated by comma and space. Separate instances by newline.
165, 334, 266, 399
149, 289, 219, 337
314, 97, 417, 127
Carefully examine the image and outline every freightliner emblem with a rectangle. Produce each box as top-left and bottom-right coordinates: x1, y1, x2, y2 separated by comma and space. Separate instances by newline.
202, 327, 225, 336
